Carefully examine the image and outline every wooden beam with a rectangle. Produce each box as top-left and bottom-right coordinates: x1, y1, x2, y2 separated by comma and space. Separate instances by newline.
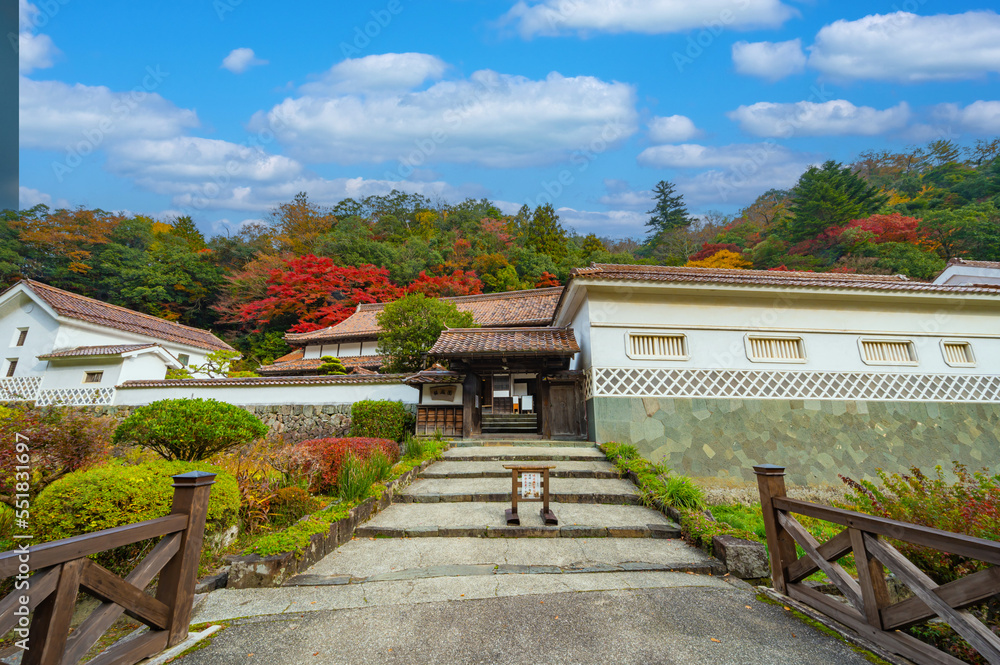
0, 514, 187, 578
882, 566, 1000, 631
0, 566, 58, 638
79, 560, 171, 630
62, 533, 181, 665
754, 465, 796, 595
777, 512, 864, 613
864, 534, 1000, 663
774, 498, 1000, 566
851, 530, 892, 629
786, 529, 853, 583
23, 560, 83, 665
84, 630, 169, 665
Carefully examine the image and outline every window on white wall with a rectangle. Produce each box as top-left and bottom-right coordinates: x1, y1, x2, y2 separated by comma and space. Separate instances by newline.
83, 371, 104, 384
626, 333, 687, 360
745, 335, 806, 363
178, 354, 190, 366
5, 359, 16, 377
859, 339, 917, 365
14, 329, 28, 347
941, 341, 975, 367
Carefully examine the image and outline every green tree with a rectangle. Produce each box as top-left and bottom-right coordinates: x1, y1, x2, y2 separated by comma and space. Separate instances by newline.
377, 293, 475, 373
645, 180, 691, 240
318, 356, 348, 375
786, 160, 887, 243
516, 204, 568, 261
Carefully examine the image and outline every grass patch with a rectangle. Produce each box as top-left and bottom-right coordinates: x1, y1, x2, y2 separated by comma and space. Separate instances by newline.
247, 502, 353, 556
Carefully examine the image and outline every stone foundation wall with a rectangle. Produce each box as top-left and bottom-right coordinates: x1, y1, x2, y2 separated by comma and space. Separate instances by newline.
590, 397, 1000, 486
81, 403, 380, 443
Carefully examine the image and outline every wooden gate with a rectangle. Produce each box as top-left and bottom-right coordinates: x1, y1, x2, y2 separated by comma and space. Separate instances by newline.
544, 381, 585, 439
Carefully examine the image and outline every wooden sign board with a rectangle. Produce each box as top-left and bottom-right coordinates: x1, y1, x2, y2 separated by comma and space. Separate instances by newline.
502, 464, 557, 526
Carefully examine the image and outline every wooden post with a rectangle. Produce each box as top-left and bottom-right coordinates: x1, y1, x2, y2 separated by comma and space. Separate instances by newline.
23, 559, 84, 665
154, 471, 215, 646
850, 530, 892, 630
754, 464, 796, 595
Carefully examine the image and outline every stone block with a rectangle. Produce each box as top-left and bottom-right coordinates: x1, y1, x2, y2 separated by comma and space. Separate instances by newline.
712, 534, 769, 579
438, 526, 488, 537
607, 526, 650, 538
559, 525, 606, 538
226, 552, 297, 589
405, 526, 440, 537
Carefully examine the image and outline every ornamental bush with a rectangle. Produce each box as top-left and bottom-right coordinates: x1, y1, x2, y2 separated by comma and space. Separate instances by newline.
292, 437, 399, 494
113, 398, 268, 461
350, 400, 410, 441
0, 404, 112, 509
33, 459, 239, 576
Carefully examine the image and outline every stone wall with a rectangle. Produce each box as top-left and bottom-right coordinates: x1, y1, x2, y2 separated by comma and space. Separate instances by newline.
590, 397, 1000, 486
83, 403, 366, 443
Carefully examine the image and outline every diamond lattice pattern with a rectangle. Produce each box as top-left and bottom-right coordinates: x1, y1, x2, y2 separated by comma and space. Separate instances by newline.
36, 387, 115, 406
587, 368, 1000, 402
0, 376, 42, 401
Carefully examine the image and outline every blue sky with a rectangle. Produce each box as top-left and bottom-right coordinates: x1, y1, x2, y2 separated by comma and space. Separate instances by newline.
17, 0, 1000, 238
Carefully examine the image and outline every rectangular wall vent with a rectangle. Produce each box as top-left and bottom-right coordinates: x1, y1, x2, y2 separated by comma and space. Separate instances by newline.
628, 333, 687, 360
942, 341, 975, 367
861, 339, 917, 365
746, 336, 805, 362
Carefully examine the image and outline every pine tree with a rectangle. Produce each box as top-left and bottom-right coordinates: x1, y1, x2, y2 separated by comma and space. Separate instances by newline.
317, 356, 348, 375
786, 161, 887, 243
645, 180, 691, 240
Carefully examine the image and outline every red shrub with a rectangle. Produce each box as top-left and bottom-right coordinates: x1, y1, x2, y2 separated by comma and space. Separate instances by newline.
293, 437, 399, 493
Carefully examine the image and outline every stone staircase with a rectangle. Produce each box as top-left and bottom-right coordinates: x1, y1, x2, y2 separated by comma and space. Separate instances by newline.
481, 413, 538, 434
279, 442, 720, 589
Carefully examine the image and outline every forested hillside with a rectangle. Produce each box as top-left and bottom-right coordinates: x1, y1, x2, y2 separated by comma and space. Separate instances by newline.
2, 138, 997, 369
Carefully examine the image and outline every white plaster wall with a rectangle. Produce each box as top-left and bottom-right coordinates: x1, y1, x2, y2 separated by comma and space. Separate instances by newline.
569, 299, 591, 371
934, 265, 1000, 286
420, 383, 463, 405
113, 381, 418, 406
118, 354, 171, 383
39, 359, 123, 390
0, 292, 60, 376
581, 291, 1000, 374
304, 345, 321, 359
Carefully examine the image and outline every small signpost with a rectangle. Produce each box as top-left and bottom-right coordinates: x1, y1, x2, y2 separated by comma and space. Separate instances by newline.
503, 464, 557, 526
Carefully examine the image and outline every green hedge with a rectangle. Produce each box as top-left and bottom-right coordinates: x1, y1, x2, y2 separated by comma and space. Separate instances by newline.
350, 400, 410, 441
34, 460, 240, 575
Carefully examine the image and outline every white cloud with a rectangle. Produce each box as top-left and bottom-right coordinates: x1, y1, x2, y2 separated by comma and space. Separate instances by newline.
637, 142, 814, 207
931, 101, 1000, 135
18, 186, 69, 209
728, 100, 911, 137
17, 2, 58, 74
554, 207, 647, 236
221, 48, 268, 74
731, 39, 805, 81
647, 115, 699, 143
303, 53, 447, 94
808, 11, 1000, 82
500, 0, 794, 37
19, 78, 200, 151
598, 179, 652, 210
251, 61, 638, 167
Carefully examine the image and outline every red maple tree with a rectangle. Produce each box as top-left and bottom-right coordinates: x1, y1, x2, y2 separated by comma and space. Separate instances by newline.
407, 269, 483, 297
534, 271, 561, 288
239, 254, 403, 332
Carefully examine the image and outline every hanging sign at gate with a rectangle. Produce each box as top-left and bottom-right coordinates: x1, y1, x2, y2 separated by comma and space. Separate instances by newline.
520, 472, 541, 499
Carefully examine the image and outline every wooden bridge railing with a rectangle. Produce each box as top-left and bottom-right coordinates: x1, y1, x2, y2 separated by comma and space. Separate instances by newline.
755, 464, 1000, 665
0, 470, 215, 665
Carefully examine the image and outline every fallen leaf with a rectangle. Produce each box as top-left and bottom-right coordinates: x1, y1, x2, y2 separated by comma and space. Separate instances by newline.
460, 594, 465, 597
791, 634, 796, 638
711, 638, 720, 643
783, 606, 791, 611
745, 605, 752, 610
555, 616, 559, 619
313, 653, 319, 657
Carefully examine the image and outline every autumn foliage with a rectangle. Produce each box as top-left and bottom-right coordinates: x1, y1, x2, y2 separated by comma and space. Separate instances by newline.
407, 269, 483, 297
684, 249, 753, 269
240, 255, 403, 333
291, 437, 400, 493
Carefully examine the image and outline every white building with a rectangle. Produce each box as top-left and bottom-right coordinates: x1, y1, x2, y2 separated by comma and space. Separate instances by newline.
933, 258, 1000, 287
0, 280, 233, 405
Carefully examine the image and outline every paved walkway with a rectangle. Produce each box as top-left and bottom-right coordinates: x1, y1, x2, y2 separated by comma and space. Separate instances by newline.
178, 442, 879, 664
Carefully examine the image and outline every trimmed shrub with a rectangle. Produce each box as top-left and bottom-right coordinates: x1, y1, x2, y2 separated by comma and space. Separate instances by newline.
33, 459, 239, 576
350, 400, 409, 442
269, 486, 322, 527
0, 404, 112, 508
113, 398, 268, 461
293, 437, 399, 493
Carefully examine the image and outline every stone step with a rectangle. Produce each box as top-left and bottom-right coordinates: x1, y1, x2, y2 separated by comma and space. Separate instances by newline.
453, 439, 595, 448
443, 445, 606, 462
298, 537, 716, 582
355, 501, 676, 536
420, 460, 617, 479
397, 477, 638, 505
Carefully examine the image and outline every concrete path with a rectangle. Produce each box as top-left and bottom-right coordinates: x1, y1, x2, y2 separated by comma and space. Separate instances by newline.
178, 443, 880, 664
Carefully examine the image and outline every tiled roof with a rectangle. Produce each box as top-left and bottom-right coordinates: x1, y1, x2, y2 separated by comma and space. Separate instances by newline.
285, 287, 564, 346
402, 367, 464, 385
38, 344, 165, 360
21, 280, 233, 351
429, 327, 579, 356
118, 374, 408, 389
946, 258, 1000, 269
256, 355, 384, 376
569, 264, 1000, 295
271, 348, 304, 364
